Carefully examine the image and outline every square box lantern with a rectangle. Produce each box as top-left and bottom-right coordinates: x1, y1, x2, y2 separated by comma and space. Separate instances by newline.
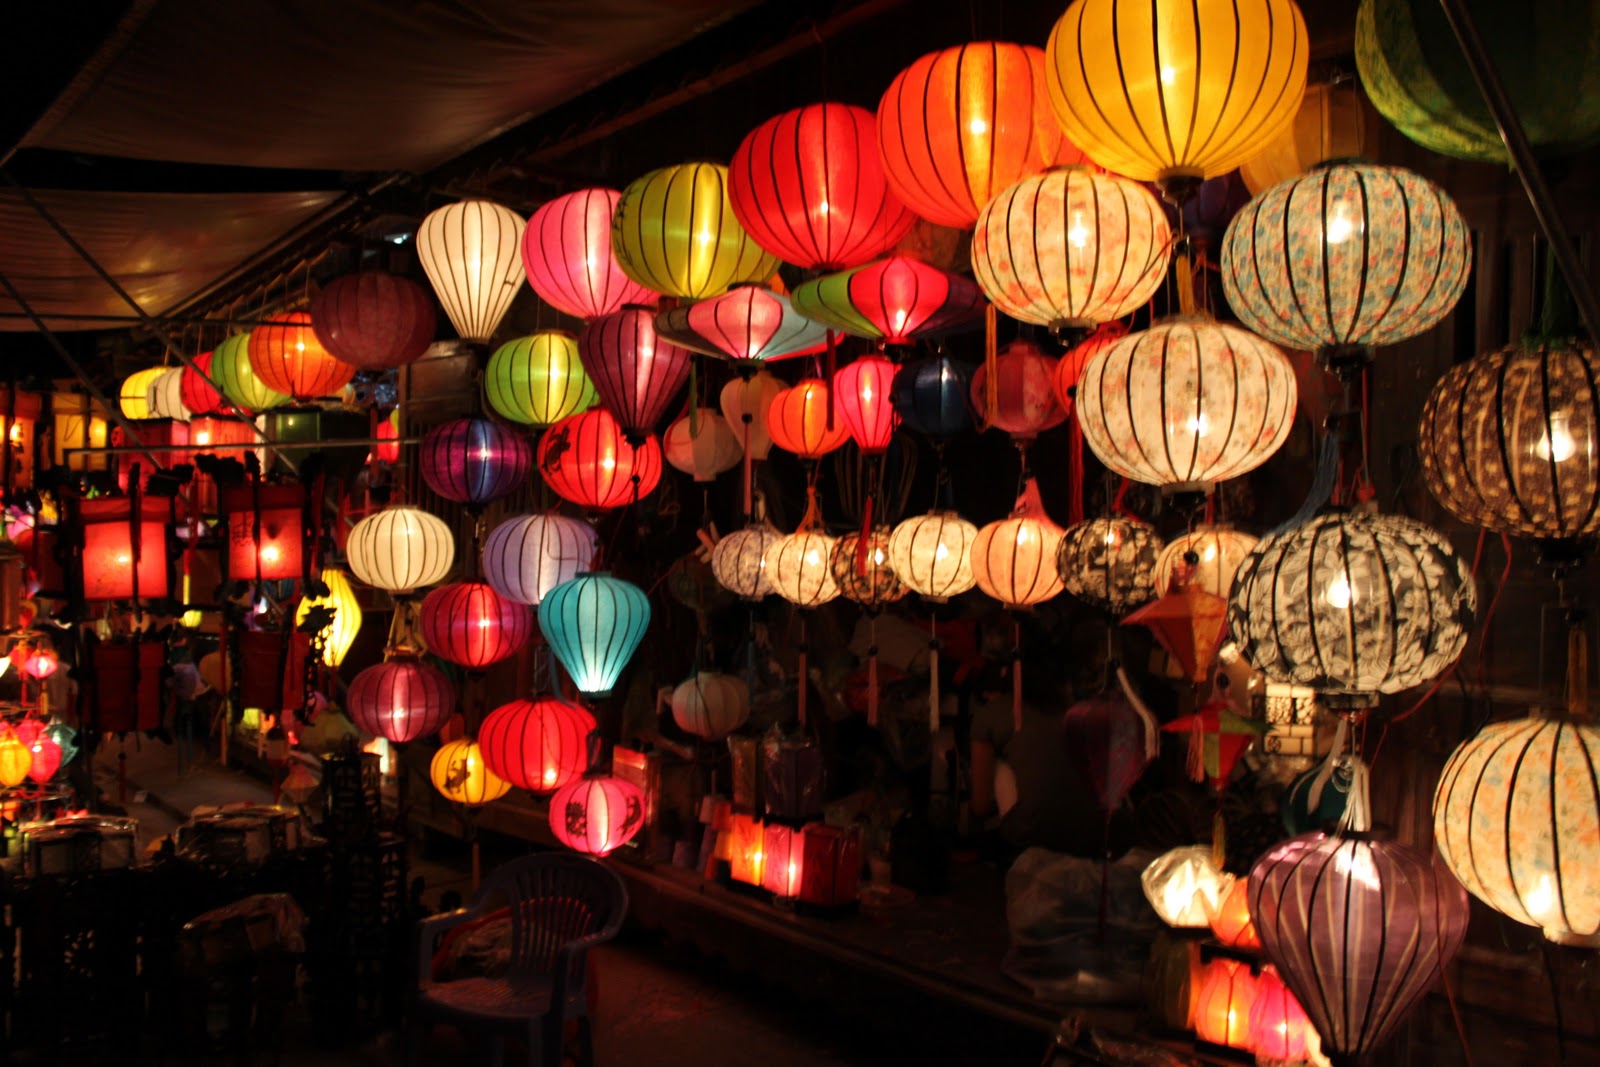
0, 389, 41, 489
762, 732, 824, 821
799, 823, 861, 907
78, 635, 167, 733
51, 389, 110, 472
220, 482, 305, 582
75, 494, 173, 601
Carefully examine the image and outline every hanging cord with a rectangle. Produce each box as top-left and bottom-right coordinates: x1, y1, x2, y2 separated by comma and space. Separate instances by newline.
1010, 616, 1023, 733
1267, 432, 1340, 537
984, 304, 999, 426
867, 612, 880, 728
927, 612, 941, 734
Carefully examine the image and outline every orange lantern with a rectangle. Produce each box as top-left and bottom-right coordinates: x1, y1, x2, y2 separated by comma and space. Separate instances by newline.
536, 408, 663, 510
76, 495, 172, 601
766, 379, 851, 459
248, 311, 356, 401
761, 823, 805, 897
220, 482, 305, 583
726, 812, 766, 885
971, 509, 1064, 608
1206, 876, 1262, 952
1193, 957, 1260, 1051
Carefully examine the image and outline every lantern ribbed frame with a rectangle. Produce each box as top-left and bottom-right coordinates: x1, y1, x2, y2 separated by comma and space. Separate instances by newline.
1076, 319, 1297, 492
790, 256, 986, 345
611, 163, 781, 301
310, 271, 437, 371
486, 331, 598, 427
536, 408, 663, 510
888, 511, 978, 601
972, 168, 1172, 331
1229, 513, 1476, 704
419, 416, 532, 507
656, 286, 827, 363
347, 656, 456, 744
1045, 0, 1308, 183
764, 531, 841, 607
876, 41, 1086, 229
971, 515, 1064, 607
1154, 525, 1259, 598
1249, 832, 1470, 1064
430, 739, 512, 806
480, 696, 596, 794
1222, 162, 1472, 355
1193, 957, 1259, 1051
146, 368, 190, 421
766, 379, 851, 459
1434, 713, 1600, 947
711, 524, 780, 599
212, 332, 289, 411
729, 102, 917, 271
416, 199, 526, 343
833, 355, 901, 454
346, 506, 455, 594
120, 367, 166, 420
420, 581, 533, 670
719, 371, 784, 461
481, 512, 597, 606
578, 306, 692, 437
830, 527, 908, 607
670, 671, 751, 741
522, 188, 657, 320
295, 568, 363, 667
248, 311, 355, 401
891, 355, 973, 438
969, 339, 1068, 440
1051, 323, 1127, 413
1239, 80, 1376, 194
549, 774, 645, 856
1419, 340, 1600, 542
664, 410, 742, 482
1056, 517, 1162, 613
179, 351, 228, 416
538, 573, 651, 696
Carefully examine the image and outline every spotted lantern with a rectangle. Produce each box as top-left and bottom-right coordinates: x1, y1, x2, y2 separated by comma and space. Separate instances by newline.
522, 187, 657, 320
611, 163, 781, 301
485, 332, 598, 427
764, 530, 841, 608
830, 528, 907, 607
1056, 517, 1162, 614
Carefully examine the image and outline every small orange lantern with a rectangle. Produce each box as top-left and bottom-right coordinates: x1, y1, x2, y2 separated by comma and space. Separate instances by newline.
248, 311, 356, 402
1206, 875, 1262, 952
1193, 957, 1261, 1051
766, 379, 851, 459
220, 482, 305, 583
726, 812, 766, 885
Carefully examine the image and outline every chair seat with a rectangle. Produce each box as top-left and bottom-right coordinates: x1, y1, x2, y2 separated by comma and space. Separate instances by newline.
420, 976, 554, 1022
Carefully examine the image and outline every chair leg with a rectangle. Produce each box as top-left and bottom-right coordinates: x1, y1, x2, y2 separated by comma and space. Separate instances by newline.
541, 1013, 564, 1067
526, 1018, 545, 1067
576, 1015, 595, 1067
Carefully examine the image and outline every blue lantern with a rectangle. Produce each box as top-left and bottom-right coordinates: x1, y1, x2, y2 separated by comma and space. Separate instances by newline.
891, 354, 973, 438
538, 573, 651, 696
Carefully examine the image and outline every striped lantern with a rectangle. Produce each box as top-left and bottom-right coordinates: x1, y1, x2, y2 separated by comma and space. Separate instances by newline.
1056, 517, 1162, 614
888, 511, 978, 602
549, 774, 645, 856
480, 696, 596, 794
1192, 957, 1259, 1051
1153, 525, 1258, 599
1239, 79, 1378, 194
430, 739, 511, 806
611, 163, 781, 301
578, 306, 692, 438
211, 332, 289, 412
248, 311, 355, 401
790, 256, 986, 345
481, 512, 597, 606
664, 410, 742, 482
522, 188, 656, 320
536, 408, 663, 510
420, 581, 532, 670
1051, 322, 1128, 413
146, 368, 190, 421
830, 527, 907, 607
832, 355, 900, 454
416, 199, 526, 343
538, 573, 651, 696
178, 351, 229, 416
346, 506, 455, 594
763, 530, 841, 608
419, 416, 532, 508
485, 332, 599, 427
971, 513, 1064, 608
655, 286, 827, 364
891, 355, 973, 439
295, 568, 363, 667
347, 655, 456, 744
309, 271, 437, 371
670, 671, 751, 741
766, 379, 851, 459
120, 366, 167, 420
710, 524, 780, 599
719, 371, 784, 461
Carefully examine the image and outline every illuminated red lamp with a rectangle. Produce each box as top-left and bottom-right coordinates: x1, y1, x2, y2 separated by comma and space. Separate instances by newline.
522, 188, 656, 321
76, 495, 172, 601
799, 823, 861, 906
20, 646, 57, 680
220, 483, 305, 582
548, 773, 645, 856
761, 823, 805, 897
479, 696, 596, 794
655, 286, 828, 364
832, 355, 901, 454
236, 629, 310, 711
419, 581, 533, 671
346, 655, 456, 744
725, 812, 766, 884
790, 256, 986, 345
179, 351, 230, 416
310, 271, 437, 371
80, 637, 166, 732
248, 311, 356, 401
25, 732, 62, 783
1193, 958, 1260, 1052
536, 408, 663, 510
373, 416, 400, 464
1051, 323, 1128, 413
1248, 966, 1314, 1063
766, 379, 851, 459
578, 306, 692, 438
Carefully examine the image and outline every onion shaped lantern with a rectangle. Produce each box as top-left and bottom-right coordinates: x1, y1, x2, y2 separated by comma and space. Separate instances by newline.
536, 408, 663, 510
419, 416, 532, 508
549, 773, 645, 856
212, 332, 289, 411
416, 199, 526, 343
1239, 79, 1378, 194
480, 696, 596, 794
656, 286, 827, 364
972, 168, 1172, 332
522, 188, 656, 320
538, 573, 651, 696
711, 524, 780, 599
611, 163, 781, 301
179, 351, 228, 416
764, 530, 841, 607
1229, 512, 1475, 707
664, 410, 742, 482
891, 355, 973, 438
832, 355, 900, 454
1051, 323, 1127, 413
670, 672, 751, 741
310, 271, 436, 371
831, 528, 907, 607
1221, 162, 1471, 373
430, 739, 511, 806
1206, 875, 1261, 951
120, 366, 166, 419
248, 311, 355, 401
25, 733, 62, 784
969, 339, 1067, 440
295, 568, 363, 667
971, 513, 1064, 608
1056, 517, 1162, 613
720, 371, 784, 461
1044, 0, 1308, 189
729, 102, 916, 271
1076, 319, 1297, 493
1193, 958, 1259, 1051
888, 511, 978, 602
481, 512, 597, 606
1434, 712, 1600, 947
146, 368, 190, 421
346, 505, 455, 594
486, 331, 598, 427
790, 256, 986, 345
420, 581, 532, 670
347, 655, 456, 744
1154, 525, 1259, 598
0, 736, 28, 788
766, 380, 851, 459
578, 306, 692, 438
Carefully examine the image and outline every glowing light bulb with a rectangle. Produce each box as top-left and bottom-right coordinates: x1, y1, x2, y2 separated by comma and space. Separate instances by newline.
1068, 211, 1089, 249
1536, 412, 1577, 462
1015, 526, 1030, 544
1187, 413, 1211, 435
934, 542, 949, 561
862, 384, 873, 401
1325, 209, 1356, 245
1160, 65, 1177, 85
1526, 872, 1557, 920
195, 431, 212, 446
294, 342, 306, 352
260, 545, 280, 564
805, 550, 820, 566
477, 447, 492, 460
1201, 544, 1217, 561
601, 455, 617, 471
1324, 572, 1355, 610
696, 230, 713, 245
872, 548, 885, 565
116, 554, 131, 566
817, 200, 830, 215
968, 117, 989, 136
477, 618, 492, 628
543, 767, 557, 785
892, 309, 908, 333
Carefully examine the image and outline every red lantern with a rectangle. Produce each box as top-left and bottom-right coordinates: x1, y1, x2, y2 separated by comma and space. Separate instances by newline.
310, 271, 437, 371
419, 581, 533, 670
969, 339, 1068, 439
761, 823, 805, 897
536, 408, 663, 510
1248, 966, 1314, 1063
1051, 322, 1128, 412
220, 483, 304, 582
832, 355, 901, 454
1193, 957, 1260, 1051
236, 628, 310, 711
373, 417, 400, 464
791, 256, 986, 345
346, 655, 456, 744
78, 635, 166, 733
25, 733, 61, 783
479, 696, 596, 794
766, 379, 851, 459
248, 311, 356, 401
522, 188, 657, 321
76, 495, 172, 601
577, 306, 692, 437
799, 823, 862, 906
729, 102, 916, 271
1123, 584, 1230, 684
549, 773, 645, 856
186, 416, 255, 463
21, 646, 57, 680
179, 351, 229, 416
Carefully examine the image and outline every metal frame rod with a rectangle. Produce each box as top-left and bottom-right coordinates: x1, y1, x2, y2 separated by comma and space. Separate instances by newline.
1436, 0, 1600, 345
65, 437, 422, 457
0, 311, 327, 328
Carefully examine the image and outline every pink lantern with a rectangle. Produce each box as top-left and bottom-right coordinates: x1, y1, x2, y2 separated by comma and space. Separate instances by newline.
791, 256, 986, 345
1060, 688, 1153, 815
549, 773, 645, 856
578, 307, 692, 438
969, 339, 1067, 439
655, 286, 828, 364
832, 355, 901, 454
522, 188, 657, 321
346, 656, 456, 744
26, 733, 61, 783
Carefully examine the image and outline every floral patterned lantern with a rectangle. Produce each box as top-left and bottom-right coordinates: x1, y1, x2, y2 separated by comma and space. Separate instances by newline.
764, 530, 840, 608
485, 332, 598, 427
416, 199, 526, 343
430, 739, 511, 806
522, 188, 656, 320
664, 410, 742, 482
611, 163, 781, 301
711, 524, 780, 600
420, 581, 532, 670
347, 655, 456, 744
310, 271, 436, 371
480, 696, 596, 794
248, 311, 356, 401
1154, 525, 1259, 598
419, 416, 532, 508
766, 379, 851, 459
656, 286, 827, 364
670, 672, 750, 741
536, 408, 663, 510
790, 256, 986, 345
538, 573, 651, 696
549, 773, 645, 856
481, 512, 597, 606
1056, 517, 1161, 614
832, 355, 900, 454
211, 332, 289, 411
888, 511, 978, 602
891, 355, 973, 438
831, 528, 907, 608
968, 339, 1067, 440
346, 506, 455, 594
578, 306, 692, 439
179, 351, 229, 416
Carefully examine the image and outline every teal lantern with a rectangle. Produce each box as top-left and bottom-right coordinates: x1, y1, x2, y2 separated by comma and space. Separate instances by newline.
538, 573, 651, 696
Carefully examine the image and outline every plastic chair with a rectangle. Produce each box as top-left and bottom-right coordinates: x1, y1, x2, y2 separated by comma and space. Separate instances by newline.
407, 852, 628, 1067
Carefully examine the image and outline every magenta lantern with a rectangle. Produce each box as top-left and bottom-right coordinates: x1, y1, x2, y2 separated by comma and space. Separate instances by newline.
346, 656, 456, 744
969, 339, 1068, 440
419, 416, 532, 508
522, 188, 657, 321
832, 355, 901, 454
654, 286, 828, 364
578, 306, 692, 439
310, 271, 437, 371
1061, 688, 1153, 814
549, 773, 645, 856
419, 581, 533, 670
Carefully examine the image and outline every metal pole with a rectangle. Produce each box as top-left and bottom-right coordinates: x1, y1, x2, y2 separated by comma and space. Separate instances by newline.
1436, 0, 1600, 346
64, 436, 422, 457
0, 311, 333, 328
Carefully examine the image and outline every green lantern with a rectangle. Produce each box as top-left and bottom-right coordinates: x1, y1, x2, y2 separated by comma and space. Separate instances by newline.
485, 331, 598, 427
212, 332, 290, 412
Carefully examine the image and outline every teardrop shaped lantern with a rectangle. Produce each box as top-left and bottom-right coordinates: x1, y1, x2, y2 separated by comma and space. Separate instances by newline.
522, 188, 657, 320
1247, 966, 1315, 1063
973, 168, 1173, 332
611, 163, 781, 301
830, 527, 907, 607
120, 366, 167, 419
538, 573, 651, 696
1056, 517, 1162, 614
347, 655, 456, 744
295, 568, 363, 667
1045, 0, 1308, 190
481, 512, 597, 606
420, 581, 533, 670
26, 733, 62, 784
670, 671, 751, 741
790, 257, 986, 345
480, 696, 596, 794
764, 530, 841, 607
1239, 79, 1378, 194
711, 524, 780, 599
248, 311, 356, 401
971, 513, 1064, 608
578, 306, 692, 438
832, 355, 901, 454
416, 199, 527, 343
892, 355, 973, 438
1076, 319, 1297, 493
346, 505, 456, 594
729, 102, 917, 271
179, 351, 229, 416
310, 271, 437, 371
719, 371, 784, 460
419, 416, 532, 508
549, 773, 645, 856
536, 408, 663, 510
656, 286, 828, 364
212, 332, 289, 411
1154, 525, 1259, 598
431, 739, 511, 806
664, 410, 742, 482
877, 42, 1086, 229
969, 339, 1068, 440
486, 331, 599, 427
766, 379, 851, 459
146, 368, 190, 421
888, 511, 978, 601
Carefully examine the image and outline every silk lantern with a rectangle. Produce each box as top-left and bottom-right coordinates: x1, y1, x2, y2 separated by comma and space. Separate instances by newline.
832, 355, 900, 454
549, 773, 645, 856
971, 512, 1064, 608
831, 528, 907, 607
420, 416, 532, 508
1221, 162, 1471, 375
664, 410, 741, 482
969, 339, 1067, 440
764, 530, 840, 608
77, 495, 172, 601
248, 312, 355, 401
670, 672, 751, 741
431, 739, 511, 806
729, 102, 916, 271
1045, 0, 1308, 192
310, 271, 436, 370
892, 355, 973, 438
1239, 79, 1378, 194
766, 380, 851, 459
1051, 323, 1128, 413
1207, 875, 1262, 951
877, 42, 1085, 229
25, 732, 61, 783
212, 332, 289, 411
0, 735, 27, 787
1142, 845, 1229, 928
1249, 966, 1316, 1064
538, 573, 651, 696
416, 199, 526, 343
888, 511, 978, 601
762, 823, 806, 898
1056, 517, 1162, 613
480, 696, 596, 794
536, 408, 663, 509
611, 163, 781, 301
1154, 525, 1259, 598
481, 512, 597, 606
1062, 687, 1156, 816
346, 505, 455, 594
295, 568, 362, 667
1194, 959, 1260, 1052
486, 332, 598, 427
790, 256, 986, 345
711, 524, 780, 599
1229, 513, 1475, 708
578, 306, 691, 438
972, 168, 1172, 332
347, 655, 456, 744
522, 188, 656, 320
1076, 319, 1297, 492
656, 286, 827, 364
720, 370, 783, 460
120, 367, 166, 420
1124, 583, 1230, 683
178, 352, 228, 416
146, 368, 190, 421
420, 581, 532, 670
220, 483, 304, 582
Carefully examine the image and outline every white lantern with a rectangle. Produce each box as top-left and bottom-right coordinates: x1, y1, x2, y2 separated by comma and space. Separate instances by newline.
888, 511, 978, 602
971, 515, 1064, 608
146, 368, 191, 421
416, 199, 527, 343
664, 409, 742, 482
1153, 525, 1259, 599
1142, 845, 1229, 928
711, 524, 779, 600
670, 671, 751, 741
764, 530, 840, 607
480, 513, 596, 606
346, 506, 456, 594
719, 371, 783, 461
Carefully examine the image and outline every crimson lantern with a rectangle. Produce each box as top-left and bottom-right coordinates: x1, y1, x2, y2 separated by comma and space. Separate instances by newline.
970, 339, 1068, 439
75, 495, 172, 601
833, 355, 900, 454
729, 102, 916, 271
309, 271, 437, 371
346, 656, 456, 744
419, 581, 533, 670
537, 408, 663, 509
179, 351, 229, 416
220, 483, 304, 583
791, 256, 986, 345
578, 306, 692, 438
248, 311, 356, 401
549, 773, 646, 856
480, 696, 596, 794
766, 379, 851, 459
655, 286, 827, 364
419, 416, 532, 508
522, 188, 657, 321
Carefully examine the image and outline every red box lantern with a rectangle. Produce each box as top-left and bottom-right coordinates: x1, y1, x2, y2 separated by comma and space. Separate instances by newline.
221, 482, 305, 582
76, 495, 172, 601
236, 628, 311, 712
726, 812, 766, 886
78, 636, 167, 734
761, 823, 804, 898
799, 823, 861, 907
113, 419, 189, 491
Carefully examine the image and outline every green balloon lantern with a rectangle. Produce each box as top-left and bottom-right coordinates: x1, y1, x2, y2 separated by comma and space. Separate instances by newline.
211, 331, 290, 411
486, 331, 599, 427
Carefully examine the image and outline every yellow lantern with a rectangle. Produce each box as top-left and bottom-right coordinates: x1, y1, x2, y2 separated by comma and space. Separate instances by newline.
1044, 0, 1308, 194
295, 568, 364, 667
0, 734, 29, 787
430, 738, 512, 806
1238, 79, 1379, 195
119, 367, 166, 420
611, 163, 782, 301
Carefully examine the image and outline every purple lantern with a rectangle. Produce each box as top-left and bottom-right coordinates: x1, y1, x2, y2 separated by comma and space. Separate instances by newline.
419, 416, 532, 508
578, 306, 692, 440
1060, 688, 1154, 814
1248, 833, 1470, 1066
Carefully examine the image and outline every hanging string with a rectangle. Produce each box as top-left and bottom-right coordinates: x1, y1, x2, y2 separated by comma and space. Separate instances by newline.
984, 304, 999, 426
867, 613, 880, 728
1306, 716, 1350, 813
1067, 419, 1086, 525
1567, 615, 1589, 721
1011, 616, 1023, 733
797, 614, 809, 728
927, 615, 941, 734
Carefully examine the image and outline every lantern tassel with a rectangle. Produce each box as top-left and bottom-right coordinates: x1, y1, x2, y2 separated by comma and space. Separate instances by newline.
928, 622, 941, 735
1012, 619, 1023, 734
984, 303, 998, 427
868, 615, 879, 728
1337, 756, 1372, 835
1175, 240, 1197, 317
1116, 666, 1161, 761
798, 616, 808, 728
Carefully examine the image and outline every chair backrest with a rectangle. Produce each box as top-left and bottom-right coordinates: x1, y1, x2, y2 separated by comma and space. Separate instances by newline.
473, 852, 628, 980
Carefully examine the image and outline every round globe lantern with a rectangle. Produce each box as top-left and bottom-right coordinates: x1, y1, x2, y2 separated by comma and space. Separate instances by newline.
146, 368, 189, 420
578, 306, 692, 438
486, 332, 598, 427
670, 671, 751, 741
248, 311, 355, 401
522, 187, 656, 320
611, 163, 781, 301
536, 408, 663, 510
888, 511, 978, 602
711, 524, 780, 599
891, 355, 973, 439
1057, 517, 1163, 613
420, 581, 532, 670
212, 332, 289, 411
971, 514, 1064, 608
766, 380, 851, 459
549, 774, 645, 856
431, 739, 511, 806
179, 351, 228, 416
830, 527, 907, 608
832, 355, 900, 454
1239, 79, 1378, 194
415, 199, 526, 343
480, 696, 596, 794
481, 512, 597, 606
764, 530, 841, 607
1193, 958, 1259, 1051
969, 339, 1067, 440
1154, 525, 1259, 598
1247, 966, 1315, 1064
1051, 323, 1127, 413
310, 271, 436, 371
346, 506, 455, 594
538, 573, 651, 696
419, 417, 532, 509
347, 655, 456, 744
120, 366, 166, 420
